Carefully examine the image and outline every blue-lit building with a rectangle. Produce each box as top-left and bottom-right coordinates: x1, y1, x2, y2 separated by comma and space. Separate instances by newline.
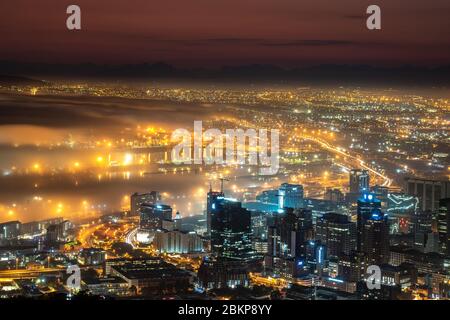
278, 183, 304, 209
206, 190, 224, 237
357, 193, 390, 265
255, 189, 279, 206
305, 241, 327, 274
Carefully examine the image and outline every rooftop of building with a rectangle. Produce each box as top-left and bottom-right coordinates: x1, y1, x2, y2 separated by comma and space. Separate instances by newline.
111, 262, 190, 280
82, 276, 128, 285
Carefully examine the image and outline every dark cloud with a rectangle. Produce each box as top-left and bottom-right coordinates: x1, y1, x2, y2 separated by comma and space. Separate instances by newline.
260, 40, 358, 47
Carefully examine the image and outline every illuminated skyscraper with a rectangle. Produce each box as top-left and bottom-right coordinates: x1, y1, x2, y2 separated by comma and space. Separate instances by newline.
437, 198, 450, 255
316, 212, 357, 259
206, 190, 224, 237
130, 191, 161, 216
265, 208, 313, 280
357, 193, 389, 265
209, 197, 254, 261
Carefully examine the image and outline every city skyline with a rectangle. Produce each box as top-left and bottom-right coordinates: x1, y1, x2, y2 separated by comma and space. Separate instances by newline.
0, 0, 449, 305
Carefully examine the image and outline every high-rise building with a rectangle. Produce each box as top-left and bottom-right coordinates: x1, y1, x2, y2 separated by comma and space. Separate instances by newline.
411, 210, 439, 253
316, 212, 357, 259
206, 190, 224, 237
210, 197, 255, 262
130, 191, 161, 216
357, 194, 381, 251
437, 198, 450, 255
278, 183, 304, 209
357, 193, 390, 265
265, 208, 313, 280
404, 178, 450, 212
139, 203, 172, 231
350, 169, 370, 194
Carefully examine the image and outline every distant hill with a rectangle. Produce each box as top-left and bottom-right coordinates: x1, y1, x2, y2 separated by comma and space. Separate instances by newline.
0, 74, 45, 86
0, 61, 449, 86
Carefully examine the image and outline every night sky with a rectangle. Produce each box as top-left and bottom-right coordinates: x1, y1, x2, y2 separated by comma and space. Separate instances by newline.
1, 0, 450, 67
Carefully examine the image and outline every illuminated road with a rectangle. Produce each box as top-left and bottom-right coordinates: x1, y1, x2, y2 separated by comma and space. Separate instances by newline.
300, 134, 393, 187
249, 273, 288, 290
125, 227, 139, 249
0, 268, 65, 279
78, 223, 106, 248
227, 116, 394, 188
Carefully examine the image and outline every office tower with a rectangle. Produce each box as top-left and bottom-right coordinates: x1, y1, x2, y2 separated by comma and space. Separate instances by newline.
411, 210, 439, 252
251, 211, 268, 240
324, 188, 345, 203
338, 254, 364, 283
350, 169, 370, 194
278, 183, 304, 209
316, 212, 357, 259
437, 198, 450, 255
130, 191, 161, 216
404, 178, 450, 212
209, 197, 254, 261
139, 203, 172, 231
357, 193, 390, 265
357, 193, 381, 252
265, 208, 313, 280
206, 190, 224, 237
296, 208, 314, 231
